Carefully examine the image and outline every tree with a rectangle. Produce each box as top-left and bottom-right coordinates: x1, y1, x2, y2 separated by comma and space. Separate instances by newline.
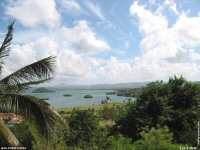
66, 109, 99, 148
167, 76, 200, 145
10, 121, 34, 149
134, 126, 180, 150
115, 76, 200, 145
115, 81, 167, 140
30, 123, 67, 150
0, 22, 66, 146
101, 105, 117, 120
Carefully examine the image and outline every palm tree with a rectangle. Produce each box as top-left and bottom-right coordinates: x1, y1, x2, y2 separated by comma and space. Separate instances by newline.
0, 22, 66, 146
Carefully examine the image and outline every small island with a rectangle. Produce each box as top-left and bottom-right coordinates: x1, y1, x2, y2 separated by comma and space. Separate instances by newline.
32, 87, 54, 93
41, 98, 49, 101
83, 95, 93, 98
106, 91, 117, 95
63, 94, 72, 97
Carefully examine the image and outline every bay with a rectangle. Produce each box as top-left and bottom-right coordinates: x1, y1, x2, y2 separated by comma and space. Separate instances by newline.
25, 89, 132, 108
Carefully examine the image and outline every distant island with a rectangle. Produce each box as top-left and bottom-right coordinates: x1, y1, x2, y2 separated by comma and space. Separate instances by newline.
63, 94, 72, 97
116, 88, 141, 97
41, 98, 49, 100
83, 95, 93, 98
106, 91, 117, 95
32, 87, 55, 93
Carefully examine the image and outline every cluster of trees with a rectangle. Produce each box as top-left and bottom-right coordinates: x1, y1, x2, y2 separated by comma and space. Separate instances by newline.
117, 88, 142, 97
4, 108, 181, 149
83, 95, 93, 98
115, 76, 199, 146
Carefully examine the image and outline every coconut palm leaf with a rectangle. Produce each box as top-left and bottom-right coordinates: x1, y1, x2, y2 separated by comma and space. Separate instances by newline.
0, 56, 56, 93
0, 119, 21, 146
0, 94, 67, 137
0, 21, 14, 72
1, 78, 52, 94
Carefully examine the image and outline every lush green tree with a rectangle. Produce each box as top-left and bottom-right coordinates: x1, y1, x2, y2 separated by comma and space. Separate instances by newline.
101, 105, 117, 120
10, 121, 34, 149
134, 126, 180, 150
166, 76, 200, 145
168, 76, 200, 109
92, 135, 136, 150
115, 76, 200, 146
30, 123, 67, 150
115, 81, 167, 140
66, 109, 99, 148
0, 22, 66, 146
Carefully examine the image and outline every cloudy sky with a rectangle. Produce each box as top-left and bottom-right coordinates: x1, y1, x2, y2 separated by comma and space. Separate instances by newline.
0, 0, 200, 85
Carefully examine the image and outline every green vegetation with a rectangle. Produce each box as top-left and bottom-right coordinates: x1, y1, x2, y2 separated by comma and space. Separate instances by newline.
134, 126, 180, 150
32, 87, 54, 93
63, 94, 72, 97
101, 96, 112, 104
117, 88, 141, 97
41, 98, 49, 100
10, 122, 34, 149
106, 91, 117, 95
58, 102, 125, 114
83, 94, 93, 98
114, 76, 199, 146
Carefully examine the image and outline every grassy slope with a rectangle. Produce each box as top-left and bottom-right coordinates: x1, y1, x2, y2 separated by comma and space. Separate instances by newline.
57, 102, 125, 113
57, 102, 126, 127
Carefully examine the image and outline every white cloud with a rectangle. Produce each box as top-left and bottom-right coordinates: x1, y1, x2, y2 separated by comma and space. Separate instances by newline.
3, 20, 110, 84
97, 57, 134, 82
172, 15, 200, 47
164, 0, 180, 15
58, 0, 83, 15
5, 0, 60, 27
129, 1, 200, 80
130, 1, 168, 35
56, 20, 110, 54
85, 0, 113, 29
88, 0, 200, 83
86, 0, 106, 21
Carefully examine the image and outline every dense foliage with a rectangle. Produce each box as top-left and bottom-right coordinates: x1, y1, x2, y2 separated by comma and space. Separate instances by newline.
115, 76, 200, 146
134, 125, 180, 150
117, 88, 142, 97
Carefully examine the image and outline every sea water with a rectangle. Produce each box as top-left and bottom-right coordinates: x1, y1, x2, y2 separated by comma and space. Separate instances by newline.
25, 89, 132, 108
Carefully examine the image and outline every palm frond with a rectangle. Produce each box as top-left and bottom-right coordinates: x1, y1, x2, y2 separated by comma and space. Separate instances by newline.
0, 21, 14, 72
0, 21, 14, 59
0, 56, 56, 91
1, 78, 52, 94
0, 119, 21, 146
0, 94, 67, 137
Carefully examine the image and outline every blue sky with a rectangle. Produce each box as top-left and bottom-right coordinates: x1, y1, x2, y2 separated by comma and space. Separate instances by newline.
0, 0, 200, 85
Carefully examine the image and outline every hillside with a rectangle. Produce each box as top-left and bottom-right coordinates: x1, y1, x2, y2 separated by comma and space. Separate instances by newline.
32, 87, 55, 93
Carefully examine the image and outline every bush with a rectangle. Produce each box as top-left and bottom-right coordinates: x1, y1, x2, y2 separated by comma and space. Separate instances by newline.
134, 126, 180, 150
66, 109, 99, 148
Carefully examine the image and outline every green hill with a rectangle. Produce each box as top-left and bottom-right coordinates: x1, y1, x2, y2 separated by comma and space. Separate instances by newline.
32, 87, 54, 93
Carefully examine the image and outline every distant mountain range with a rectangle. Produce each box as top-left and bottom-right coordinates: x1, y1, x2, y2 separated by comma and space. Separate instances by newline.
48, 82, 149, 90
25, 81, 200, 93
